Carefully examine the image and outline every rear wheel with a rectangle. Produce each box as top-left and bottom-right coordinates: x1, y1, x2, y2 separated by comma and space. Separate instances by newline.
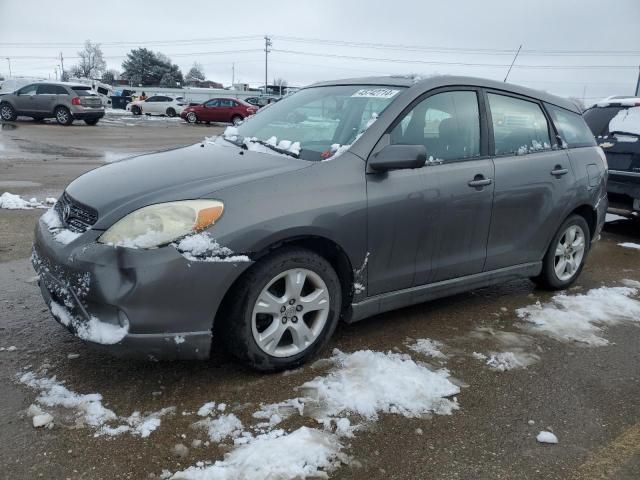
534, 215, 590, 290
0, 103, 17, 121
186, 112, 198, 124
221, 247, 342, 371
231, 115, 243, 126
166, 107, 176, 117
84, 118, 100, 126
131, 105, 141, 115
55, 106, 73, 126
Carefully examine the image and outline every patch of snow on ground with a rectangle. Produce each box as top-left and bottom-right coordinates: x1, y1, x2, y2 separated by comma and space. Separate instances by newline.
175, 233, 250, 262
50, 300, 128, 345
516, 286, 640, 346
193, 414, 244, 443
485, 351, 540, 372
406, 338, 447, 359
0, 192, 55, 210
619, 242, 640, 250
170, 427, 344, 480
99, 407, 176, 438
536, 431, 559, 444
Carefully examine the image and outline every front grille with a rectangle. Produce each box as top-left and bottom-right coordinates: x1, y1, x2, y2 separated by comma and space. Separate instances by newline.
55, 192, 98, 233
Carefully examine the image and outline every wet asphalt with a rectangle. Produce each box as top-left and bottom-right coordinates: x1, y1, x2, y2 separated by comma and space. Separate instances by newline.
0, 117, 639, 479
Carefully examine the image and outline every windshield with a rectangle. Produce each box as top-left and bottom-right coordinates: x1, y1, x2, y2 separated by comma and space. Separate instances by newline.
227, 85, 405, 161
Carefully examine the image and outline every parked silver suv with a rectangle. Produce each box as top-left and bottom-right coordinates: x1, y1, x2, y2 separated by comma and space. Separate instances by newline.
0, 82, 105, 126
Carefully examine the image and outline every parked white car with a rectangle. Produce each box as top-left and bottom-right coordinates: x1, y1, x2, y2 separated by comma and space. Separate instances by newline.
127, 95, 186, 117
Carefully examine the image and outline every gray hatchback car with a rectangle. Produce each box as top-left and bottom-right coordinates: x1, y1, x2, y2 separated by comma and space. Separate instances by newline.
32, 75, 607, 370
0, 81, 104, 125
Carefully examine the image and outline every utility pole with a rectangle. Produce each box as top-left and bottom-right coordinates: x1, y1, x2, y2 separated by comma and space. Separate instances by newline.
264, 35, 272, 95
503, 44, 522, 83
635, 66, 640, 97
59, 52, 65, 80
5, 57, 11, 78
232, 62, 235, 87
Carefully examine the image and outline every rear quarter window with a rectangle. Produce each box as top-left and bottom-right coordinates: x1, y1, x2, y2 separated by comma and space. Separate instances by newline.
546, 104, 596, 148
72, 87, 94, 96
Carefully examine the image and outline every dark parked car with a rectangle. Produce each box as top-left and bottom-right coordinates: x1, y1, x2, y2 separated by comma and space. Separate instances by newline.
583, 97, 640, 216
245, 96, 280, 108
180, 98, 258, 125
33, 76, 607, 370
0, 82, 104, 125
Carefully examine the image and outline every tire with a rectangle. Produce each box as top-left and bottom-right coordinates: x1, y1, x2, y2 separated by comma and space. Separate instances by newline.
54, 106, 73, 126
131, 105, 141, 115
84, 118, 100, 126
166, 107, 176, 117
220, 247, 342, 371
186, 112, 198, 124
0, 103, 17, 121
231, 115, 243, 126
533, 214, 590, 290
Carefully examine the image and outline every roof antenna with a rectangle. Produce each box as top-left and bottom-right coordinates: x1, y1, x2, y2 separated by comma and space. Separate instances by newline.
504, 45, 522, 83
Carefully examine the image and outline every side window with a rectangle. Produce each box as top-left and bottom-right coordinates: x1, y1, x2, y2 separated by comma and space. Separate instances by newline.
146, 96, 159, 102
546, 104, 596, 148
36, 84, 58, 95
56, 86, 69, 95
219, 99, 234, 108
390, 90, 481, 162
205, 99, 219, 107
17, 84, 38, 96
488, 93, 551, 155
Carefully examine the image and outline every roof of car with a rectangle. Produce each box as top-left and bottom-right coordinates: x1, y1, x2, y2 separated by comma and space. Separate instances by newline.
309, 75, 581, 113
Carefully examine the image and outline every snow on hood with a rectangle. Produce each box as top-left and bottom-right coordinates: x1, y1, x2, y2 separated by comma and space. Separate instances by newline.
609, 106, 640, 136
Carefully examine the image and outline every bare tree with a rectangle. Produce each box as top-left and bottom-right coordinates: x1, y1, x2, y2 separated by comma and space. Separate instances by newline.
101, 69, 119, 85
73, 40, 107, 79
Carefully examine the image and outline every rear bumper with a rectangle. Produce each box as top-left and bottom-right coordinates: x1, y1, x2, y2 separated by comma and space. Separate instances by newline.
70, 111, 105, 120
32, 212, 253, 360
607, 172, 640, 212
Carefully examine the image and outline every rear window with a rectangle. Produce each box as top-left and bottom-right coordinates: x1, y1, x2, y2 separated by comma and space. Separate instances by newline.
71, 86, 94, 96
583, 106, 627, 137
546, 104, 596, 148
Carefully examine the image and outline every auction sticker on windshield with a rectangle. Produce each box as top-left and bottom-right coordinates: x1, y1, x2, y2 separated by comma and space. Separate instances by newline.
351, 88, 400, 99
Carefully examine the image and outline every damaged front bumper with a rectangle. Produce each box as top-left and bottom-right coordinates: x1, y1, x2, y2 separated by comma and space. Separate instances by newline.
32, 216, 253, 360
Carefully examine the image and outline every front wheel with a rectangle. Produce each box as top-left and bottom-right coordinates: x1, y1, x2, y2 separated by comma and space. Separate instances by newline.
0, 103, 17, 121
131, 105, 141, 115
534, 215, 590, 290
231, 115, 243, 126
55, 106, 73, 126
166, 107, 176, 117
221, 248, 342, 371
186, 112, 198, 124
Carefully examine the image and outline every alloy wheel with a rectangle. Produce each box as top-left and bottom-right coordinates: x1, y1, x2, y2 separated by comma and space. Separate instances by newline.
187, 112, 197, 123
554, 224, 586, 281
56, 109, 69, 124
1, 105, 14, 120
251, 268, 330, 358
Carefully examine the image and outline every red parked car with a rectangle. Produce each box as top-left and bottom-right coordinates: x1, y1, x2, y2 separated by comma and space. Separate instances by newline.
181, 98, 258, 125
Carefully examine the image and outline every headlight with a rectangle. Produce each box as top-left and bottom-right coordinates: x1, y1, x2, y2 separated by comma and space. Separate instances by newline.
98, 200, 224, 249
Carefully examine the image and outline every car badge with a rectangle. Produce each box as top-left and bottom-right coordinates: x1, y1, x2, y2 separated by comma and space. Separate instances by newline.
62, 204, 72, 223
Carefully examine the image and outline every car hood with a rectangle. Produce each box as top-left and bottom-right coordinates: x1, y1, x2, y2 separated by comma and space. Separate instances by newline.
66, 140, 312, 230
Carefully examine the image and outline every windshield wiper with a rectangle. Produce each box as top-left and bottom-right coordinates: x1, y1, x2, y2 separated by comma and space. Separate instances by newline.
220, 135, 246, 148
250, 139, 300, 158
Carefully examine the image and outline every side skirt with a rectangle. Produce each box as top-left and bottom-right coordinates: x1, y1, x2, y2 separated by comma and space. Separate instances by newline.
347, 262, 542, 323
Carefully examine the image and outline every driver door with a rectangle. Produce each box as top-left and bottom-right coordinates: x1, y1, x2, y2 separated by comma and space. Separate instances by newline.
142, 96, 160, 114
202, 99, 220, 121
14, 84, 39, 114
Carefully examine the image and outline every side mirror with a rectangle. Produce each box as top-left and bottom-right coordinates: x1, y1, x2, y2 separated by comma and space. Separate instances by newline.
368, 144, 427, 171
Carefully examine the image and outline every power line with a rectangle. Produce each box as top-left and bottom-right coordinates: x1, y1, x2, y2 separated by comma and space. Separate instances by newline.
272, 49, 639, 70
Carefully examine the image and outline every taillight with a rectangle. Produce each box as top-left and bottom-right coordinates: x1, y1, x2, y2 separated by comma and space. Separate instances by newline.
71, 97, 81, 106
596, 146, 608, 171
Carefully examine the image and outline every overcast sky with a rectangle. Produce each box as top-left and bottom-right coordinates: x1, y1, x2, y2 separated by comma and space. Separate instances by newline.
1, 0, 639, 102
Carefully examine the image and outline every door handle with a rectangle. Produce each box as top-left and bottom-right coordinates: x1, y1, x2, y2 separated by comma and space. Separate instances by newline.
551, 166, 568, 177
468, 176, 493, 188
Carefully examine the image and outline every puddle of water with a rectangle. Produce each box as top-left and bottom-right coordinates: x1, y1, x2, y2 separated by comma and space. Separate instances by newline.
0, 180, 42, 188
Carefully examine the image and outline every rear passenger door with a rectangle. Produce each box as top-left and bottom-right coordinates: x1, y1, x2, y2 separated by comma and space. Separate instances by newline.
484, 91, 575, 271
34, 84, 59, 115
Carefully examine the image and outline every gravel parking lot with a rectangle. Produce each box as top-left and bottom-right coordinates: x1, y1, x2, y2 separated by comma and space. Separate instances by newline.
1, 117, 639, 479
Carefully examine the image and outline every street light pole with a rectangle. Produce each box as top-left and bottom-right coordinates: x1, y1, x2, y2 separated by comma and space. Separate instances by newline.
264, 35, 272, 95
6, 58, 11, 78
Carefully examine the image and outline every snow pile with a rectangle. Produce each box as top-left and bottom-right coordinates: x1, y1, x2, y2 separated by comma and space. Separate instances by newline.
175, 233, 250, 263
262, 136, 301, 156
170, 427, 343, 480
222, 126, 239, 141
50, 300, 129, 345
252, 397, 305, 429
20, 372, 174, 438
406, 338, 447, 359
619, 242, 640, 250
516, 286, 640, 346
193, 414, 244, 443
41, 208, 82, 245
609, 106, 640, 136
485, 351, 539, 372
0, 192, 55, 210
536, 431, 558, 444
98, 407, 176, 438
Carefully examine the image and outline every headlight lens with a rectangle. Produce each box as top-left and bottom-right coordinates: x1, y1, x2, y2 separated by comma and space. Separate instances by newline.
98, 200, 224, 249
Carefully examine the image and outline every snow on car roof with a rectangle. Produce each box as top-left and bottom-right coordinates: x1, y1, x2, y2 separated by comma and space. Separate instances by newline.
594, 96, 640, 108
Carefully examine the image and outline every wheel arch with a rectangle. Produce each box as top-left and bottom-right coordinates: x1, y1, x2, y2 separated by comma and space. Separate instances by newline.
569, 204, 597, 241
